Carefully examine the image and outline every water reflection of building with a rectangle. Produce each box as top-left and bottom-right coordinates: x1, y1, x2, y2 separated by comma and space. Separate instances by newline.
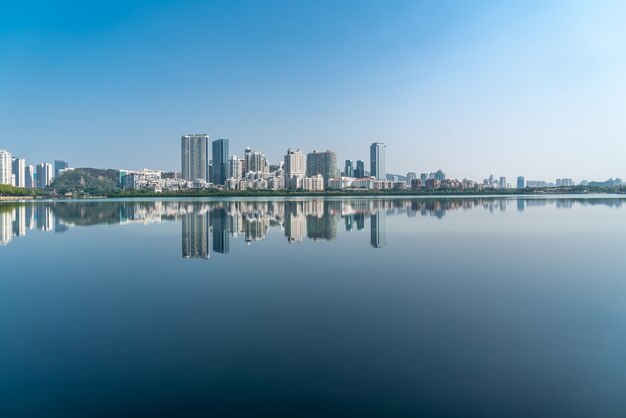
370, 211, 386, 248
182, 212, 210, 259
0, 210, 12, 246
2, 198, 623, 256
307, 203, 337, 241
12, 206, 27, 237
36, 205, 54, 232
210, 207, 230, 254
284, 201, 306, 243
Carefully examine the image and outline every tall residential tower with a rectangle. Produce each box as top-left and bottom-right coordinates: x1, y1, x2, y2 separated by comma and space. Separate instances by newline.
306, 150, 337, 188
0, 150, 12, 185
370, 142, 386, 180
181, 134, 210, 181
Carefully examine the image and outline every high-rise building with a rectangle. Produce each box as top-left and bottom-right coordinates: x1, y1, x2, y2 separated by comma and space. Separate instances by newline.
434, 169, 446, 181
244, 148, 268, 174
211, 138, 229, 185
355, 160, 365, 178
0, 149, 12, 185
306, 150, 337, 188
370, 142, 386, 180
25, 165, 35, 188
517, 176, 525, 189
54, 160, 69, 178
420, 173, 428, 184
228, 155, 242, 180
406, 172, 417, 185
36, 163, 53, 188
499, 177, 507, 189
12, 158, 26, 188
284, 149, 306, 177
181, 134, 210, 181
556, 178, 574, 187
345, 160, 354, 177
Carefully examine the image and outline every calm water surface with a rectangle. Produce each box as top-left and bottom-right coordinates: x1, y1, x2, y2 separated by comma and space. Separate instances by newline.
1, 196, 625, 417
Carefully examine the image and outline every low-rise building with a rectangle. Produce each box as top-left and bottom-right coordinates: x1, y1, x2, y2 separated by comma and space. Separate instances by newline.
302, 175, 324, 191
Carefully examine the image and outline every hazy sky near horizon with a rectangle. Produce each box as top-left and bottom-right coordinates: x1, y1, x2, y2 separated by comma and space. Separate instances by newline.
1, 0, 625, 181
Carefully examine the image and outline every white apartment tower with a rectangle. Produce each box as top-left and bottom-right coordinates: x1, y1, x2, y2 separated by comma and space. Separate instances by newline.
0, 149, 12, 185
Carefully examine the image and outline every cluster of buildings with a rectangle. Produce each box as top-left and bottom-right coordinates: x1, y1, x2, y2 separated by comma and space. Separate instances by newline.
2, 142, 623, 194
118, 136, 393, 192
0, 149, 69, 189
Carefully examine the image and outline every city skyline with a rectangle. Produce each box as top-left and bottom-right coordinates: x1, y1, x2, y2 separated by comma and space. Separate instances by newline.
2, 1, 626, 182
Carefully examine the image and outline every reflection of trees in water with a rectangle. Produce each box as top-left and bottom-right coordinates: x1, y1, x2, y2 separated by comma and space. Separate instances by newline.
0, 197, 623, 248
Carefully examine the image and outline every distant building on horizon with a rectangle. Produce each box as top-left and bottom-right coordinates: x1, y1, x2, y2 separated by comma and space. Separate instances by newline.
12, 158, 26, 188
25, 165, 35, 188
211, 138, 229, 185
228, 155, 242, 180
36, 163, 53, 188
355, 160, 365, 178
54, 160, 69, 178
181, 134, 210, 182
517, 176, 525, 189
307, 150, 336, 188
0, 149, 12, 185
499, 176, 507, 189
406, 172, 417, 185
244, 148, 269, 175
344, 160, 354, 177
284, 148, 306, 189
370, 142, 386, 180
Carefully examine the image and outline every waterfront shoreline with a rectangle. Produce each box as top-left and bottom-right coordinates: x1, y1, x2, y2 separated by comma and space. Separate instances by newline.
1, 190, 625, 202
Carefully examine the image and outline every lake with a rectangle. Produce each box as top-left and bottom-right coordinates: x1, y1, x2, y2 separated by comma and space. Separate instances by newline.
1, 196, 625, 417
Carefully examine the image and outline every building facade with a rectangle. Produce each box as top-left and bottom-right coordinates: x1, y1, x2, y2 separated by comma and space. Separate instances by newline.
54, 160, 69, 178
25, 165, 35, 188
306, 150, 336, 188
211, 138, 229, 185
12, 158, 26, 188
0, 149, 12, 185
228, 155, 242, 180
181, 134, 210, 181
406, 172, 417, 185
284, 149, 306, 177
355, 160, 365, 179
36, 163, 53, 188
344, 160, 354, 177
370, 142, 386, 180
244, 148, 269, 175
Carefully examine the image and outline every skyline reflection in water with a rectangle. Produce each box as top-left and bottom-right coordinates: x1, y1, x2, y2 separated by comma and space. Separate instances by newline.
2, 195, 626, 417
1, 196, 623, 255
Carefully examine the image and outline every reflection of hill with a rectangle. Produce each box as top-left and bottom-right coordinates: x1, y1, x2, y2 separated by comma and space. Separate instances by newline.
51, 202, 125, 226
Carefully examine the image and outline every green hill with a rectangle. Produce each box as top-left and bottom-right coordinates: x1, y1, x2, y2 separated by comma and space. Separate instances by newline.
51, 168, 121, 195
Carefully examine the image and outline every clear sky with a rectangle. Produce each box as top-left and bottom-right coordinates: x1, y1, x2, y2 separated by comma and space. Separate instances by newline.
1, 0, 625, 182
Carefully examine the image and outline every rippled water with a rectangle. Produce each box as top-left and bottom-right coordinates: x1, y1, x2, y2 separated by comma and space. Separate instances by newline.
1, 196, 625, 417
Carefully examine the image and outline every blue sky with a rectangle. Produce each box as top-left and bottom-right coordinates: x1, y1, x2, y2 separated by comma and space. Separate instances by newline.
1, 0, 625, 181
